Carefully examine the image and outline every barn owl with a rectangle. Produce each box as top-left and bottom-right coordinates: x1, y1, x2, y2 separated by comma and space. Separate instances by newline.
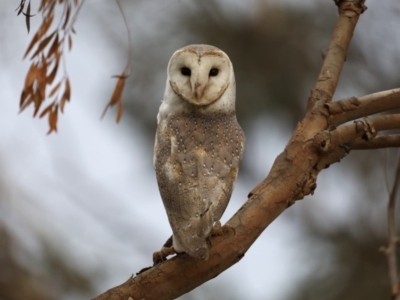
153, 45, 245, 264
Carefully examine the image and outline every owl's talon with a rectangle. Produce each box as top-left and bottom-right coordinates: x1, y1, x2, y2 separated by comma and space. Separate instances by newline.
153, 246, 176, 265
211, 221, 233, 237
211, 221, 222, 236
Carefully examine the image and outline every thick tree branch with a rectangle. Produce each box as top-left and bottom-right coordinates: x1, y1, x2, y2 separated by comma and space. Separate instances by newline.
327, 88, 400, 127
93, 2, 368, 299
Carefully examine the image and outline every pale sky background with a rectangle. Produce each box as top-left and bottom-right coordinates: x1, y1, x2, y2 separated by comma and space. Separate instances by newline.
0, 1, 398, 299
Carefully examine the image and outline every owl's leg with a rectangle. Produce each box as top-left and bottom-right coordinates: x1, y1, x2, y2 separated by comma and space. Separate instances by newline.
211, 221, 235, 237
153, 235, 177, 265
163, 235, 173, 247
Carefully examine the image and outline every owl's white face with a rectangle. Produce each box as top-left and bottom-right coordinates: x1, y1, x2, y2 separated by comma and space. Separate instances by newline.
167, 46, 232, 106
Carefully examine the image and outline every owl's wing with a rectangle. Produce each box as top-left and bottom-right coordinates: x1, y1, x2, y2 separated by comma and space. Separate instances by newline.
155, 113, 245, 259
153, 133, 158, 169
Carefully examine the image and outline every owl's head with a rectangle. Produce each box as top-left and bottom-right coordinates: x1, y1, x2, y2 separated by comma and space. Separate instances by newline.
166, 45, 235, 108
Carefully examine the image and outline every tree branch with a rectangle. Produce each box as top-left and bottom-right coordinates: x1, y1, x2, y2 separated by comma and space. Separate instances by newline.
351, 135, 400, 149
93, 2, 368, 299
327, 88, 400, 128
307, 0, 367, 110
324, 114, 400, 153
381, 155, 400, 299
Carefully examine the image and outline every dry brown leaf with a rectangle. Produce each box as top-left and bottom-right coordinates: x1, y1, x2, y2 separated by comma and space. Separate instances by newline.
110, 76, 125, 105
39, 102, 54, 118
49, 82, 61, 97
39, 55, 48, 83
31, 31, 56, 59
46, 33, 59, 59
25, 1, 31, 33
33, 89, 41, 106
38, 15, 54, 40
47, 63, 58, 85
20, 95, 33, 111
116, 101, 123, 123
62, 4, 71, 30
60, 97, 67, 113
24, 32, 40, 59
38, 0, 45, 11
58, 78, 71, 113
16, 0, 24, 15
37, 61, 47, 100
55, 49, 61, 66
33, 90, 44, 117
47, 105, 58, 134
46, 0, 57, 16
38, 0, 53, 12
24, 63, 38, 88
65, 78, 71, 100
20, 85, 33, 107
100, 76, 124, 119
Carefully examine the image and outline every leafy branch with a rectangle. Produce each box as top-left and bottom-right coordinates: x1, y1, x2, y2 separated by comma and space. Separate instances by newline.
17, 0, 131, 133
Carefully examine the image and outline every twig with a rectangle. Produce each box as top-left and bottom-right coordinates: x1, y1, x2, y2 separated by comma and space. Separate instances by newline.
115, 0, 133, 76
328, 88, 400, 127
381, 153, 400, 299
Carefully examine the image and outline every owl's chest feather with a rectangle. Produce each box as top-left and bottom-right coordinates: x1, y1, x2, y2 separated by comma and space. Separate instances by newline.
155, 113, 244, 184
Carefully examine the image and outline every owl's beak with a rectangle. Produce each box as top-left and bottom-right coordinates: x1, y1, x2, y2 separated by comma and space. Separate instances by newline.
191, 70, 207, 100
192, 78, 206, 100
195, 86, 205, 99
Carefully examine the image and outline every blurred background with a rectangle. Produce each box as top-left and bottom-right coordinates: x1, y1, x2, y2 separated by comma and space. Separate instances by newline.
1, 0, 400, 299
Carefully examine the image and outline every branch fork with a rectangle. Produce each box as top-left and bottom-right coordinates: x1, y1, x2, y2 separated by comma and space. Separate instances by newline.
92, 1, 400, 299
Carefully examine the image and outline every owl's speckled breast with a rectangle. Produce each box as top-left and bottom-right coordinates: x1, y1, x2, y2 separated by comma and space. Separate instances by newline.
154, 111, 244, 258
156, 112, 244, 186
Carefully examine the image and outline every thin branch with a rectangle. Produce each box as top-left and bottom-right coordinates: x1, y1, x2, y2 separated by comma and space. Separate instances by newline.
351, 135, 400, 150
327, 114, 400, 151
66, 0, 86, 32
381, 153, 400, 299
115, 0, 133, 76
385, 150, 391, 193
307, 0, 367, 110
100, 0, 132, 123
328, 88, 400, 127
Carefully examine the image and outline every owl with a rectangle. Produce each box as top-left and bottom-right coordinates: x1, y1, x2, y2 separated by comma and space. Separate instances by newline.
153, 44, 245, 264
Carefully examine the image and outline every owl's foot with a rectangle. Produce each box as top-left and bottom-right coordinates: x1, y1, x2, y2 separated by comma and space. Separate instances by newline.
211, 221, 234, 237
153, 246, 176, 265
153, 235, 176, 265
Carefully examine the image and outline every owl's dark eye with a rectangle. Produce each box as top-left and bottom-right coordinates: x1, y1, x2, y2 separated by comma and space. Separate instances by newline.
181, 67, 191, 76
209, 68, 219, 76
